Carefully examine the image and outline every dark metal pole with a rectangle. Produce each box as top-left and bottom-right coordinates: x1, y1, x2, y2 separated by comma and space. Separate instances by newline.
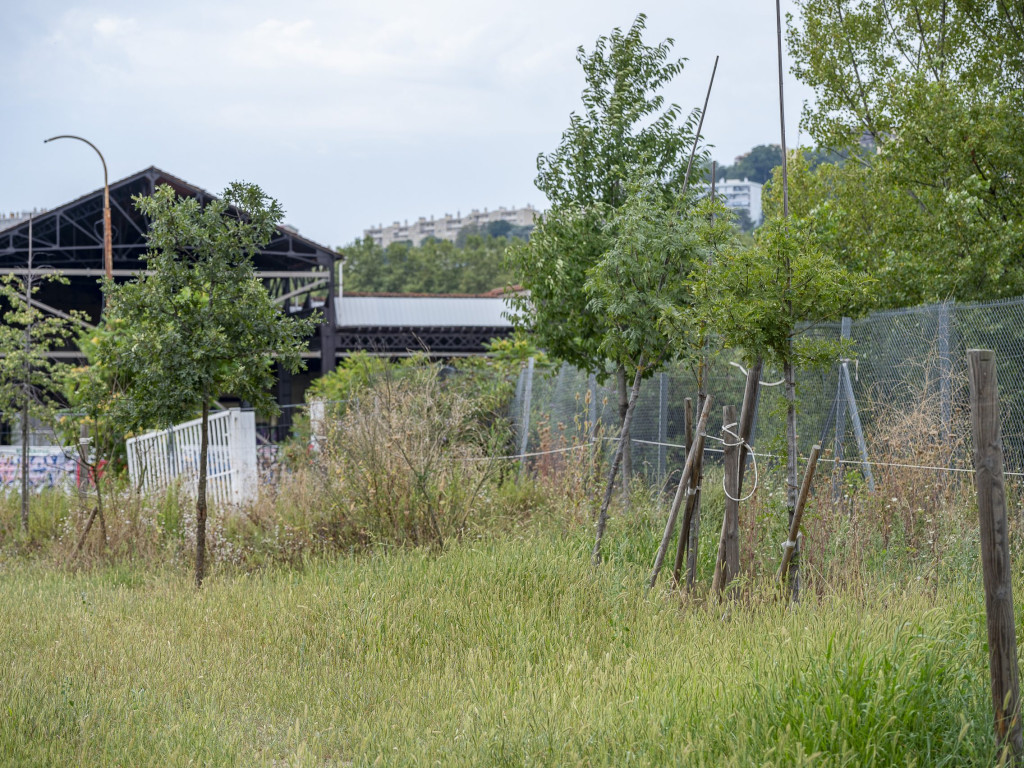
44, 135, 112, 280
20, 215, 33, 533
775, 0, 790, 217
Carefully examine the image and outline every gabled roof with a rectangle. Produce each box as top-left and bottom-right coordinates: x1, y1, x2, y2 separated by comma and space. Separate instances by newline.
0, 166, 341, 273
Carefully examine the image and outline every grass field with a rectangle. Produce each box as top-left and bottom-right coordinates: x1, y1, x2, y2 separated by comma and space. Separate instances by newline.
0, 516, 1007, 767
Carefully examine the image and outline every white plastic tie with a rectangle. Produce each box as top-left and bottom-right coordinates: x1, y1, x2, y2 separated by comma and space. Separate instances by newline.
720, 421, 759, 502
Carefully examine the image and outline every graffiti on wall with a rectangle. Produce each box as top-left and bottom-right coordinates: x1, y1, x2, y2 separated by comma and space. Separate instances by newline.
0, 450, 78, 491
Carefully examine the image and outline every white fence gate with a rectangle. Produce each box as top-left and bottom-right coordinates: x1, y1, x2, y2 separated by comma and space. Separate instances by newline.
126, 408, 258, 506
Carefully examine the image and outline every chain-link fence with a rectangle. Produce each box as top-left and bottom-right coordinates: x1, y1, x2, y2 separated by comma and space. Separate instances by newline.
510, 294, 1024, 482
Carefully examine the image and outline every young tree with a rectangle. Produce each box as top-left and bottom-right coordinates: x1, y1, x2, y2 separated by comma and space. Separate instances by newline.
58, 322, 136, 555
587, 183, 732, 561
507, 13, 705, 483
96, 182, 316, 586
704, 215, 868, 592
0, 265, 78, 533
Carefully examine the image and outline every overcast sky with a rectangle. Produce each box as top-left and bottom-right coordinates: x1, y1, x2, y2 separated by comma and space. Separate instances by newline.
1, 0, 814, 249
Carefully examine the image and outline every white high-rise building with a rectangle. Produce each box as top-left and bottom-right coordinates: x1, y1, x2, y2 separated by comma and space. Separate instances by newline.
716, 178, 763, 226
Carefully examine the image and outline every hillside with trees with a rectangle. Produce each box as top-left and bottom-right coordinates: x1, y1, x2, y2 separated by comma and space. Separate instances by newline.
341, 228, 524, 295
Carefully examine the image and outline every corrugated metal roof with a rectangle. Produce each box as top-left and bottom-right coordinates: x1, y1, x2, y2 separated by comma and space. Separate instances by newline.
335, 296, 516, 328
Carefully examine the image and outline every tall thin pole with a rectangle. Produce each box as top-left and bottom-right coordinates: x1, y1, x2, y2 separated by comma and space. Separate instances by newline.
44, 135, 112, 280
775, 0, 790, 217
20, 215, 33, 532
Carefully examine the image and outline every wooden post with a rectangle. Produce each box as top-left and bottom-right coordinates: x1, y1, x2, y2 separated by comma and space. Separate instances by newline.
776, 444, 821, 588
968, 349, 1023, 759
712, 405, 741, 595
648, 395, 713, 590
672, 397, 695, 585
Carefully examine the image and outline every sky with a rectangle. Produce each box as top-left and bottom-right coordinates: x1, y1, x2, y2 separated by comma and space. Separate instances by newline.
1, 0, 815, 250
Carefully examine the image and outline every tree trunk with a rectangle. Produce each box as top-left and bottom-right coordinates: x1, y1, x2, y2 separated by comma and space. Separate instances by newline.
95, 465, 108, 548
195, 400, 210, 588
20, 399, 29, 533
616, 366, 633, 502
593, 366, 644, 565
72, 505, 99, 557
784, 359, 799, 599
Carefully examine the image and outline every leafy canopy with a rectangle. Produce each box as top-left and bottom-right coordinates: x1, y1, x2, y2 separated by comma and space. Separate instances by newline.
703, 216, 870, 370
343, 233, 516, 295
508, 14, 705, 379
0, 273, 79, 435
585, 181, 732, 375
784, 0, 1024, 308
90, 182, 316, 433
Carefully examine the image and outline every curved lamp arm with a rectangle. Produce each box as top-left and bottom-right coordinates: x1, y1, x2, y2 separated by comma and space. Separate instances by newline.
44, 135, 112, 280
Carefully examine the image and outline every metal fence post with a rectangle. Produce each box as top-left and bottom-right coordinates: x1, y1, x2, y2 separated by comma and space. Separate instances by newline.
658, 371, 668, 485
842, 362, 875, 492
938, 300, 953, 441
518, 357, 534, 480
588, 373, 598, 442
833, 316, 851, 498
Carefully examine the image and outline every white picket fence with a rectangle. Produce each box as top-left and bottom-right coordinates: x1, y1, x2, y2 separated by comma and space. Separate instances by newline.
126, 408, 258, 507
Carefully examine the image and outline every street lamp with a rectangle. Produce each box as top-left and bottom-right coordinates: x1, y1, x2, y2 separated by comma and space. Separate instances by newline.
44, 135, 112, 280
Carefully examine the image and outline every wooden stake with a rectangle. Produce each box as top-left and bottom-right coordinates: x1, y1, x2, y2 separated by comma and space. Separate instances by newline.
735, 362, 762, 496
712, 405, 741, 595
776, 444, 821, 587
648, 395, 714, 590
672, 397, 696, 585
968, 349, 1023, 759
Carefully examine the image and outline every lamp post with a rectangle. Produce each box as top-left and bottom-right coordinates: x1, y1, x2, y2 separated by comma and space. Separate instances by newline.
44, 135, 112, 280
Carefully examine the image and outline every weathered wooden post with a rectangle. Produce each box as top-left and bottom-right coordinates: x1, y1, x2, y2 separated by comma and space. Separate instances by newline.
672, 397, 696, 586
648, 395, 714, 590
968, 349, 1023, 760
776, 444, 821, 591
712, 405, 741, 595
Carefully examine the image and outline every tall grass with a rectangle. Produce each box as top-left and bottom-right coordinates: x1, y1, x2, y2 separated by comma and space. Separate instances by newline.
0, 523, 1004, 767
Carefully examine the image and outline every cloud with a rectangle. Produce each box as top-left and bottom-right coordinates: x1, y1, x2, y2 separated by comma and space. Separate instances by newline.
92, 15, 137, 38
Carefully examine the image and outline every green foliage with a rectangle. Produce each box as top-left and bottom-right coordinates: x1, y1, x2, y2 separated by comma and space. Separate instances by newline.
89, 183, 316, 432
785, 0, 1024, 308
342, 233, 516, 295
309, 337, 547, 436
715, 143, 782, 185
0, 273, 78, 437
703, 217, 870, 370
508, 14, 705, 380
312, 364, 506, 549
58, 325, 132, 473
584, 184, 733, 375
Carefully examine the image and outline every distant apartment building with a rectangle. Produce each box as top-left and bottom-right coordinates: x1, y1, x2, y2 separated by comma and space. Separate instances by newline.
364, 205, 539, 248
716, 178, 763, 226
